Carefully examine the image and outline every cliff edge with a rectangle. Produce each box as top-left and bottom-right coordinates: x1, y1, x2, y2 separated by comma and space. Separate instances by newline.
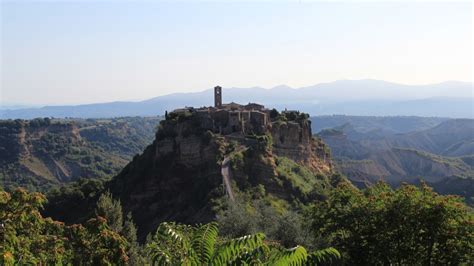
107, 105, 336, 238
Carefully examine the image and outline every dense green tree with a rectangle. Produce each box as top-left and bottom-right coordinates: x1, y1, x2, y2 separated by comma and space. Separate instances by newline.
310, 181, 474, 265
0, 188, 128, 265
217, 199, 259, 237
217, 198, 315, 249
272, 210, 313, 248
95, 191, 124, 232
95, 191, 144, 265
0, 188, 58, 264
122, 212, 145, 265
66, 217, 129, 265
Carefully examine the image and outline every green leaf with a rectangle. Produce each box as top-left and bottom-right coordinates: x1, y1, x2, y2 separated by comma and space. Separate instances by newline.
191, 222, 218, 264
307, 247, 341, 265
268, 245, 308, 266
212, 233, 266, 264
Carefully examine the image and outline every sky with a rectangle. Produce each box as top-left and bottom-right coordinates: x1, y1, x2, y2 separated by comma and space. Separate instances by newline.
1, 1, 472, 105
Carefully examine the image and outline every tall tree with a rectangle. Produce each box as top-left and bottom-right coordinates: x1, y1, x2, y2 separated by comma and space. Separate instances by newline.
95, 192, 144, 264
95, 191, 123, 233
122, 212, 144, 265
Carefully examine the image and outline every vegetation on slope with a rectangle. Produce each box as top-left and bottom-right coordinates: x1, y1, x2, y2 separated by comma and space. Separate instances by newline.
0, 117, 160, 191
78, 117, 160, 159
275, 156, 329, 196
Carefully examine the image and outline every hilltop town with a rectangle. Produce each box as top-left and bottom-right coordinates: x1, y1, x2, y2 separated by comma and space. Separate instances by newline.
170, 86, 307, 136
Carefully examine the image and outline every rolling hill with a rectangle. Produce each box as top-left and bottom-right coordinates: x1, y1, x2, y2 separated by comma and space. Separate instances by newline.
310, 115, 450, 134
317, 118, 474, 203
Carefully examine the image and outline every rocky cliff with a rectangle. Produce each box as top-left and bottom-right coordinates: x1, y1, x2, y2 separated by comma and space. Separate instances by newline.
271, 119, 331, 173
107, 108, 336, 239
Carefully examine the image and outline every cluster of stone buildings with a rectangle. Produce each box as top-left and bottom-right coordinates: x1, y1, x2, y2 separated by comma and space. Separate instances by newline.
172, 86, 270, 135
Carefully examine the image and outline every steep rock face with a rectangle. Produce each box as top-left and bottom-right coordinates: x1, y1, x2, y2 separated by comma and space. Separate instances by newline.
108, 118, 226, 237
108, 109, 335, 239
271, 120, 331, 174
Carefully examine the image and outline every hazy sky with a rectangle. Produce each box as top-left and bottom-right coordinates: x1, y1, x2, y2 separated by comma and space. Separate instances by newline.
1, 1, 472, 105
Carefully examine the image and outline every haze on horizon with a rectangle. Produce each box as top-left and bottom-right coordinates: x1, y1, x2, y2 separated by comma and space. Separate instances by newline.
1, 1, 472, 106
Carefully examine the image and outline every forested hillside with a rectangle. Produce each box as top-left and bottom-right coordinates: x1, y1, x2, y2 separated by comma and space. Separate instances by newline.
0, 117, 160, 191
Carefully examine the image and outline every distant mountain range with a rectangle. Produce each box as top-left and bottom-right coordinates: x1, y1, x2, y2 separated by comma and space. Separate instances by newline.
2, 80, 473, 119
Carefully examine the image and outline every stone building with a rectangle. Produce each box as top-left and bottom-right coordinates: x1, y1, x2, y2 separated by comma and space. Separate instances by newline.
212, 86, 269, 135
172, 86, 270, 136
214, 86, 222, 108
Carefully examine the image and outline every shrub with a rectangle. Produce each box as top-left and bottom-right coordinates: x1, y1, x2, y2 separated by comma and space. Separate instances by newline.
310, 181, 474, 265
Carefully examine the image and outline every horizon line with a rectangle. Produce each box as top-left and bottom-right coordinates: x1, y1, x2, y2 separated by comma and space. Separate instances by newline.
2, 78, 472, 108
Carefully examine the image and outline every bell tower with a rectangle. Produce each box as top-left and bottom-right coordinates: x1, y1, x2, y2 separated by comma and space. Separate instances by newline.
214, 86, 222, 108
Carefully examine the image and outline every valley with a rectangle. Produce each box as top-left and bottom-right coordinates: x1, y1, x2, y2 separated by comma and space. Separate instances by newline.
2, 114, 472, 204
316, 117, 474, 203
0, 117, 160, 191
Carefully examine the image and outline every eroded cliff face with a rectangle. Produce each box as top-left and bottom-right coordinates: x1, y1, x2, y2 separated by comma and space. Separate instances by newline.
1, 120, 82, 165
0, 118, 156, 190
108, 109, 335, 239
271, 119, 331, 175
109, 117, 226, 238
0, 120, 94, 186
